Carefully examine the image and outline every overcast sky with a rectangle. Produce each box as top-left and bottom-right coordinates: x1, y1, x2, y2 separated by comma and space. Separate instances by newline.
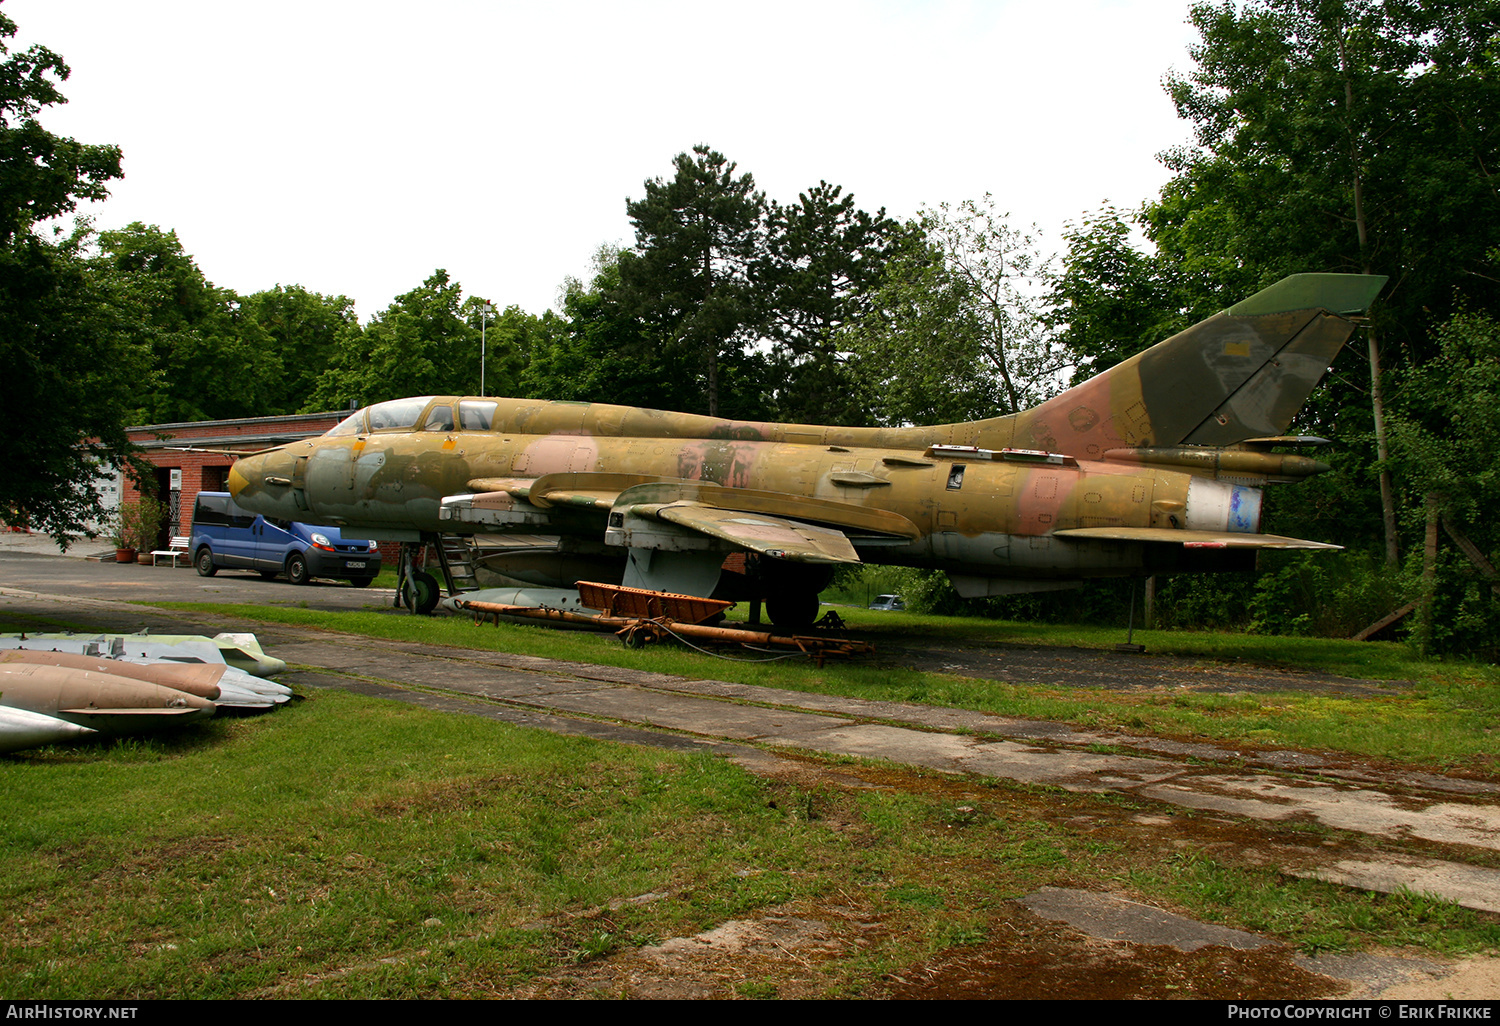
8, 0, 1204, 319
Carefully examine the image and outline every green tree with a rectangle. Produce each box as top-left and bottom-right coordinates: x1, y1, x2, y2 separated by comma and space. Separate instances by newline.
0, 13, 119, 244
0, 9, 146, 544
1145, 0, 1500, 563
761, 182, 898, 424
311, 270, 488, 409
1387, 309, 1500, 656
1048, 205, 1187, 383
843, 200, 1067, 426
615, 145, 767, 418
842, 225, 998, 425
470, 299, 554, 399
523, 247, 697, 411
1389, 310, 1500, 543
89, 223, 272, 423
238, 285, 360, 415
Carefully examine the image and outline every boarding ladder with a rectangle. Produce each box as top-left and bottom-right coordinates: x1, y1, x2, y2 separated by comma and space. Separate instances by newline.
433, 534, 483, 595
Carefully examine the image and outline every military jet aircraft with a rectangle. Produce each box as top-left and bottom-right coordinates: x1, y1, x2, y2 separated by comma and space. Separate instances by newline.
230, 273, 1384, 623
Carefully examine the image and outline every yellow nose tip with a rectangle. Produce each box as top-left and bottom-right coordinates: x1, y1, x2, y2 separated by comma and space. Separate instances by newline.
227, 461, 249, 497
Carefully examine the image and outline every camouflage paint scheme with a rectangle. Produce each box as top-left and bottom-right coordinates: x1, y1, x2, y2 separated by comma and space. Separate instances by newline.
229, 274, 1385, 618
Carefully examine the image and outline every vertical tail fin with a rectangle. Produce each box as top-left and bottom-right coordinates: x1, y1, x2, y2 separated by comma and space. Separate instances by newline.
1006, 273, 1387, 456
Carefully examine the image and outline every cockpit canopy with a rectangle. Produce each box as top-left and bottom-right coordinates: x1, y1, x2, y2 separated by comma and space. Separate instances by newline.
324, 397, 501, 437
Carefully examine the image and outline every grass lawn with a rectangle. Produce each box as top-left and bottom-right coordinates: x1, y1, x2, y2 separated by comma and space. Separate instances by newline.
5, 688, 1498, 998
133, 600, 1500, 775
3, 599, 1498, 997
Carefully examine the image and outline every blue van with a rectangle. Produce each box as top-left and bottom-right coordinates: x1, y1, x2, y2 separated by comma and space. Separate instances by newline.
190, 492, 381, 586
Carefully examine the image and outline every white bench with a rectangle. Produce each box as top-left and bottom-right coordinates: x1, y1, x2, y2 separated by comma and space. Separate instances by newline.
151, 536, 191, 568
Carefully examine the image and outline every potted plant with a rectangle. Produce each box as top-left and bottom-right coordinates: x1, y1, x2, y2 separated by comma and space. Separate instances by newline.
105, 509, 134, 563
116, 497, 166, 563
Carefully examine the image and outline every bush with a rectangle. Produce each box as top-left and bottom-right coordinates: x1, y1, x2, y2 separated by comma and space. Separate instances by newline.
1408, 548, 1500, 661
1245, 550, 1408, 639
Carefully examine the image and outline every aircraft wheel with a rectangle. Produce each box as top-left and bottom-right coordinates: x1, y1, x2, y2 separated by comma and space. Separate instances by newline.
765, 590, 819, 629
287, 553, 311, 586
195, 549, 217, 577
405, 569, 440, 615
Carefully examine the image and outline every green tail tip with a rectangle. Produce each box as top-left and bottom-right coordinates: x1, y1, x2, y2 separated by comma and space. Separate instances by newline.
1227, 273, 1389, 317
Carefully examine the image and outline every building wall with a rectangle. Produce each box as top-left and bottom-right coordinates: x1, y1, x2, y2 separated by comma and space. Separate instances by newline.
122, 412, 346, 547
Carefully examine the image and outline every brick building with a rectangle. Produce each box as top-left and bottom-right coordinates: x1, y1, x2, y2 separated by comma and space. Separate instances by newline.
121, 411, 344, 548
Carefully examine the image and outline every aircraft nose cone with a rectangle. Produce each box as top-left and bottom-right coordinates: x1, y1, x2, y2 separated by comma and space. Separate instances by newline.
229, 448, 302, 520
227, 460, 250, 499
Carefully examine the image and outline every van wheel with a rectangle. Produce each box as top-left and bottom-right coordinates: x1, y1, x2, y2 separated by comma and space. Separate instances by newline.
287, 553, 310, 586
195, 549, 217, 577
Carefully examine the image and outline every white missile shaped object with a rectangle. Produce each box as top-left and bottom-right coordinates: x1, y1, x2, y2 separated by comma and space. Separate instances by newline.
0, 705, 97, 753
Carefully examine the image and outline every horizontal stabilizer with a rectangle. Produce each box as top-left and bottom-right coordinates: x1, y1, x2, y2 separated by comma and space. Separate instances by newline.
1053, 528, 1340, 550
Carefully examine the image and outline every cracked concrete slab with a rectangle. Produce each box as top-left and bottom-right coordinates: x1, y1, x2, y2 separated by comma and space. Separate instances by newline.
1018, 887, 1273, 951
761, 722, 1181, 789
1138, 775, 1500, 852
504, 686, 854, 741
1294, 951, 1455, 998
1293, 856, 1500, 913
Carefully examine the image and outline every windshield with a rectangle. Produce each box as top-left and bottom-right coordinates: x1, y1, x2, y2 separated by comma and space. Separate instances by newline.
367, 397, 434, 432
325, 409, 366, 437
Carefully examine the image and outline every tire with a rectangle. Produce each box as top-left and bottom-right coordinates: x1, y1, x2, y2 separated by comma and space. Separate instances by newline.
195, 548, 218, 577
759, 559, 831, 629
765, 590, 819, 629
350, 576, 374, 588
287, 553, 310, 586
405, 569, 440, 615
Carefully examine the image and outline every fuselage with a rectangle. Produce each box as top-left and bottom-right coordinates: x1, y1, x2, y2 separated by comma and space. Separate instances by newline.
230, 395, 1269, 586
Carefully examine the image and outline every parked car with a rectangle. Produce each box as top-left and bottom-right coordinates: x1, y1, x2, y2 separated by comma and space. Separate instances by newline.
868, 594, 906, 611
190, 492, 381, 585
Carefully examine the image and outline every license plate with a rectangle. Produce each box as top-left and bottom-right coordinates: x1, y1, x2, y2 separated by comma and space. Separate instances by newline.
347, 561, 366, 569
